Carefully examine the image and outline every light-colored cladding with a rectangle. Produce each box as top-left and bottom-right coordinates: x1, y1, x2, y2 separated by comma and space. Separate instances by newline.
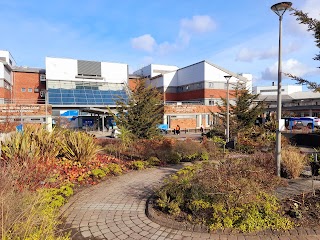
0, 50, 16, 67
148, 61, 252, 90
177, 62, 204, 86
45, 57, 128, 83
133, 64, 178, 78
253, 85, 302, 95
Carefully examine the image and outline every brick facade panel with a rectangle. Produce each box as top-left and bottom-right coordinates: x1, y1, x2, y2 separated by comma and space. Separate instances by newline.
13, 72, 46, 104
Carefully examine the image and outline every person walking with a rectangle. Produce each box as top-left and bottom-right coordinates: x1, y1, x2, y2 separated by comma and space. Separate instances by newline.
200, 124, 204, 133
176, 125, 180, 135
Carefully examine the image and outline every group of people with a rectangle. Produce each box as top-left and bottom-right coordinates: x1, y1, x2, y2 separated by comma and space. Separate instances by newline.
173, 124, 206, 135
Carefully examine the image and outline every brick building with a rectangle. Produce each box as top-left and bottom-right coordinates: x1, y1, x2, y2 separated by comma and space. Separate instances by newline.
12, 67, 46, 104
133, 61, 253, 130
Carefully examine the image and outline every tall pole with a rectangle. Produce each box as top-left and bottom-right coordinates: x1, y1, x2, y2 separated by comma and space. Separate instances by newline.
226, 80, 230, 143
275, 15, 283, 177
271, 2, 292, 177
45, 90, 48, 130
224, 75, 231, 143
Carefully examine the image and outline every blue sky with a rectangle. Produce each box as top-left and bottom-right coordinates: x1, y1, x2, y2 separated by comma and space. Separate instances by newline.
1, 0, 319, 87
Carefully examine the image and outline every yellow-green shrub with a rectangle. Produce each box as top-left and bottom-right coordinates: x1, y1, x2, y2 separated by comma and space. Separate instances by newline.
147, 156, 161, 166
1, 182, 72, 240
131, 160, 147, 170
108, 163, 123, 175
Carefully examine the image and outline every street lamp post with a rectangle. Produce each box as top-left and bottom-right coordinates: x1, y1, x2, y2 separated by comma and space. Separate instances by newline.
210, 95, 214, 126
224, 75, 232, 143
271, 2, 292, 177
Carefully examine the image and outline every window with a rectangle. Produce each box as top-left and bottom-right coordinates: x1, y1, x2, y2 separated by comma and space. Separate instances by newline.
21, 88, 26, 92
34, 88, 39, 93
28, 88, 32, 92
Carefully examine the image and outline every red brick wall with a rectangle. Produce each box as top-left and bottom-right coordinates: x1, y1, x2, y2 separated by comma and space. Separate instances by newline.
13, 72, 46, 104
164, 104, 220, 129
165, 89, 235, 102
0, 87, 11, 100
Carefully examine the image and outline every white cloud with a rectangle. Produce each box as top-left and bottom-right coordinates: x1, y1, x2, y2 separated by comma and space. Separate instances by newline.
287, 0, 320, 37
180, 15, 216, 34
131, 15, 216, 54
236, 42, 300, 62
301, 0, 320, 19
260, 58, 318, 80
179, 15, 216, 46
131, 34, 156, 53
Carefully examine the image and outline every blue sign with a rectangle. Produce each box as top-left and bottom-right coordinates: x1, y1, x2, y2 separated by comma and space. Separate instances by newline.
60, 110, 79, 117
16, 124, 23, 132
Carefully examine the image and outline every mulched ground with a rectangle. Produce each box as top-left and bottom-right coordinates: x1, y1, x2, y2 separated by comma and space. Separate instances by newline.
282, 189, 320, 227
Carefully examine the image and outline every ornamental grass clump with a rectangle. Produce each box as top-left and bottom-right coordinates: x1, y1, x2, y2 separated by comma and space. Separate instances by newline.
281, 146, 307, 179
59, 130, 102, 163
155, 158, 293, 233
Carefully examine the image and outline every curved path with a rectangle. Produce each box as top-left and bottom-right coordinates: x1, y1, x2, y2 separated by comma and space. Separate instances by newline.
60, 165, 320, 240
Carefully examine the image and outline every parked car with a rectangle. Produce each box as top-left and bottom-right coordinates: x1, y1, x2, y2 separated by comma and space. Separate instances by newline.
285, 117, 320, 130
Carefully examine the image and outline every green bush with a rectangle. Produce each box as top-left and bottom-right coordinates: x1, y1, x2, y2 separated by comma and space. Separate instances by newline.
91, 168, 106, 178
108, 163, 123, 175
164, 151, 182, 164
147, 156, 161, 166
1, 181, 72, 240
102, 166, 110, 174
155, 160, 292, 233
131, 160, 147, 170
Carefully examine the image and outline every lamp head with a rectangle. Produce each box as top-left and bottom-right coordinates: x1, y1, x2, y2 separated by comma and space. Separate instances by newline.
271, 2, 292, 17
224, 75, 232, 81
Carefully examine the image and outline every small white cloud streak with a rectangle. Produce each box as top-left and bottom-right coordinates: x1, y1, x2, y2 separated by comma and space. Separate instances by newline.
260, 58, 319, 81
236, 42, 300, 62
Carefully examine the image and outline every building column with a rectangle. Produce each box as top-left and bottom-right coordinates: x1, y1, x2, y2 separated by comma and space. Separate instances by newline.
309, 109, 313, 117
198, 114, 202, 128
102, 115, 105, 132
97, 114, 100, 131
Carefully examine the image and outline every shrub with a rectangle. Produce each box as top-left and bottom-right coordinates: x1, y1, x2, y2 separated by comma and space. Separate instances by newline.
147, 156, 161, 166
174, 139, 209, 162
131, 160, 147, 170
281, 146, 307, 178
91, 168, 106, 178
0, 167, 71, 240
59, 130, 102, 163
1, 128, 41, 164
164, 151, 182, 164
108, 163, 123, 175
155, 159, 292, 233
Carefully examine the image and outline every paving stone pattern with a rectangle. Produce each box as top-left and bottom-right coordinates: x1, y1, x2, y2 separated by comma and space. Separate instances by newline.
60, 165, 320, 240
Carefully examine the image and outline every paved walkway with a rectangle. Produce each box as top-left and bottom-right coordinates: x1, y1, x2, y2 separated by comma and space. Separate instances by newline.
60, 165, 320, 240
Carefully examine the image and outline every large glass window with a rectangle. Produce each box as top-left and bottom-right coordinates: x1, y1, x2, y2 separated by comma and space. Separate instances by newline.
47, 80, 128, 106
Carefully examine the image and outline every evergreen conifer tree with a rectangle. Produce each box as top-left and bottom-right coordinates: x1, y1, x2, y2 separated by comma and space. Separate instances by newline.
111, 79, 164, 139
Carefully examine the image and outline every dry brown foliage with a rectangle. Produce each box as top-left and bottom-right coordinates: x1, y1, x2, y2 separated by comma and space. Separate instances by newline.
281, 146, 307, 178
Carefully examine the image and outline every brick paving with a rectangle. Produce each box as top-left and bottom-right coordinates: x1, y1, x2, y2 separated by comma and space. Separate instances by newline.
60, 165, 320, 240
